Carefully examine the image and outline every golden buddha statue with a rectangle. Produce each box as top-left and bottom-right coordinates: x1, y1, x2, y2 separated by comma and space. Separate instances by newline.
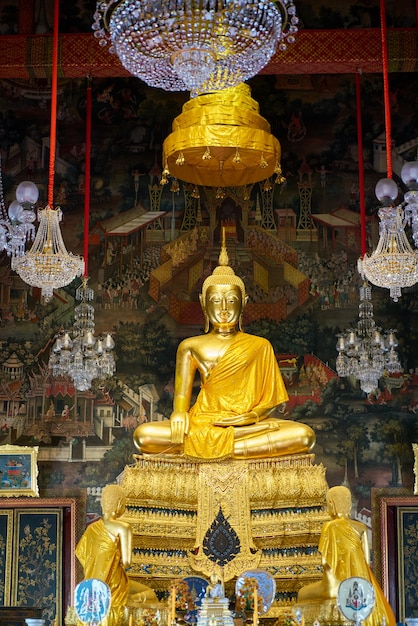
297, 486, 396, 626
75, 485, 157, 626
134, 237, 315, 460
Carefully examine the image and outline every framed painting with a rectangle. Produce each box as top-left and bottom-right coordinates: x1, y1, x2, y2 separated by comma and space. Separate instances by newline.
12, 507, 63, 626
0, 445, 39, 498
371, 487, 417, 623
0, 493, 85, 626
0, 510, 13, 605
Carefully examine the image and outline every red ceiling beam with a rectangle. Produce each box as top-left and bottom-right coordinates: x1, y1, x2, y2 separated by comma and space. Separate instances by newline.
0, 28, 416, 80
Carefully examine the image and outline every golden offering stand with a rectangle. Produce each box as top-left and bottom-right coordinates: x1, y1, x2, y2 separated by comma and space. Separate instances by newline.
120, 453, 329, 621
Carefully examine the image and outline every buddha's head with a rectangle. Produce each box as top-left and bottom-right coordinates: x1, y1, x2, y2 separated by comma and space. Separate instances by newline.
200, 235, 248, 332
101, 484, 126, 517
326, 485, 352, 518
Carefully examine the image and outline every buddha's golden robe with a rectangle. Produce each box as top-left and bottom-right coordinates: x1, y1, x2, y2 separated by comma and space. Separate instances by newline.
75, 519, 128, 625
184, 332, 289, 460
319, 517, 396, 626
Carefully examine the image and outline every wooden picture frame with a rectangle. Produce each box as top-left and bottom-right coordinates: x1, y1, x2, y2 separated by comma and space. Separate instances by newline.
371, 487, 418, 623
413, 443, 418, 495
0, 445, 39, 498
0, 492, 85, 626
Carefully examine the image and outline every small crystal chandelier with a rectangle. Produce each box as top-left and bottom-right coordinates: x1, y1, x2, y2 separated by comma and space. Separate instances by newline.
336, 282, 401, 394
0, 157, 38, 261
13, 0, 84, 301
402, 158, 418, 245
13, 207, 84, 302
358, 177, 418, 302
358, 0, 418, 302
48, 79, 115, 392
92, 0, 298, 94
49, 278, 116, 392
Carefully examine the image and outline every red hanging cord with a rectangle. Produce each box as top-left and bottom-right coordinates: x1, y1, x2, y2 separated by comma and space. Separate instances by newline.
47, 0, 60, 207
355, 70, 367, 257
380, 0, 392, 179
83, 78, 92, 277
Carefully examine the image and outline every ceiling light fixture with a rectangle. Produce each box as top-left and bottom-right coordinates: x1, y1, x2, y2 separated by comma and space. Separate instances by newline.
13, 0, 84, 301
92, 0, 298, 95
357, 0, 418, 301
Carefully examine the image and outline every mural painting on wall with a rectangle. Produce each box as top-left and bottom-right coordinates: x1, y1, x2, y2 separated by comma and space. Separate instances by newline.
0, 57, 417, 529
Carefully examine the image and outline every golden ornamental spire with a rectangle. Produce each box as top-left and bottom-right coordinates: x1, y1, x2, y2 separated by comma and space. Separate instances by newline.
201, 227, 245, 300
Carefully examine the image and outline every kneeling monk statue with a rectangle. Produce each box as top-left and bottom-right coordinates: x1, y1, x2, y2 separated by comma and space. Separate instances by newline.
134, 239, 315, 460
297, 486, 396, 626
75, 485, 157, 626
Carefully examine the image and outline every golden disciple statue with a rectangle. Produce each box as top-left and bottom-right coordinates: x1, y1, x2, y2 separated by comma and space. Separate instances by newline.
134, 239, 315, 460
297, 486, 396, 626
75, 485, 157, 626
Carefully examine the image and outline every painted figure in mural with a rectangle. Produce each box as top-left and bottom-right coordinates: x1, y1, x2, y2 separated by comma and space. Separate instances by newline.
297, 486, 396, 626
61, 404, 73, 419
45, 402, 55, 420
134, 235, 315, 460
75, 485, 157, 626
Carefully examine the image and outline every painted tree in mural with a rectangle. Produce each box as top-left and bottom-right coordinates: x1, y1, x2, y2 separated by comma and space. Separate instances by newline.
248, 316, 320, 355
371, 418, 415, 486
336, 420, 370, 479
115, 321, 176, 372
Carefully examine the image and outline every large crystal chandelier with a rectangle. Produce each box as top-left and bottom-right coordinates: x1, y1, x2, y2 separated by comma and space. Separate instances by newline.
161, 83, 282, 187
336, 282, 401, 394
92, 0, 298, 94
0, 158, 38, 262
358, 179, 418, 302
49, 279, 116, 391
13, 0, 84, 301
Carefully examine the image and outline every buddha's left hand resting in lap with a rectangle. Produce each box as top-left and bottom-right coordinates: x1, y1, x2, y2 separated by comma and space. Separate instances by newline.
134, 240, 315, 460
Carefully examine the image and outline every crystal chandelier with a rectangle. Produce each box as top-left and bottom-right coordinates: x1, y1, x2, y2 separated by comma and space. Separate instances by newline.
358, 178, 418, 302
92, 0, 298, 94
49, 278, 116, 392
0, 157, 38, 261
13, 206, 84, 302
161, 83, 282, 187
336, 282, 401, 394
48, 79, 115, 392
357, 0, 418, 302
402, 159, 418, 245
13, 0, 84, 301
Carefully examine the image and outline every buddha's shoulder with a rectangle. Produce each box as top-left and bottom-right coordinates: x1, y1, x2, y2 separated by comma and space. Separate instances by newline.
240, 332, 273, 348
177, 334, 206, 351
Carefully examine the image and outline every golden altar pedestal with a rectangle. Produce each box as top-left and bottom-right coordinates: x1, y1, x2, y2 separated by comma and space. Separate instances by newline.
120, 454, 329, 619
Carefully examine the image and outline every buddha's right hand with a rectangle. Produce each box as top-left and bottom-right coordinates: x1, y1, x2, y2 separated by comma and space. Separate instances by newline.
170, 411, 189, 444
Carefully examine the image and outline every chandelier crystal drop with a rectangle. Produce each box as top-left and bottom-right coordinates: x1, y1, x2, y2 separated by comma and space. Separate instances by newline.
49, 278, 116, 392
336, 282, 402, 394
13, 206, 84, 302
92, 0, 298, 94
358, 203, 418, 302
0, 157, 38, 260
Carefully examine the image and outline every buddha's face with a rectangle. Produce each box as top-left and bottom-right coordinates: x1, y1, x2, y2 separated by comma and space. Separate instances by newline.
204, 284, 243, 329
